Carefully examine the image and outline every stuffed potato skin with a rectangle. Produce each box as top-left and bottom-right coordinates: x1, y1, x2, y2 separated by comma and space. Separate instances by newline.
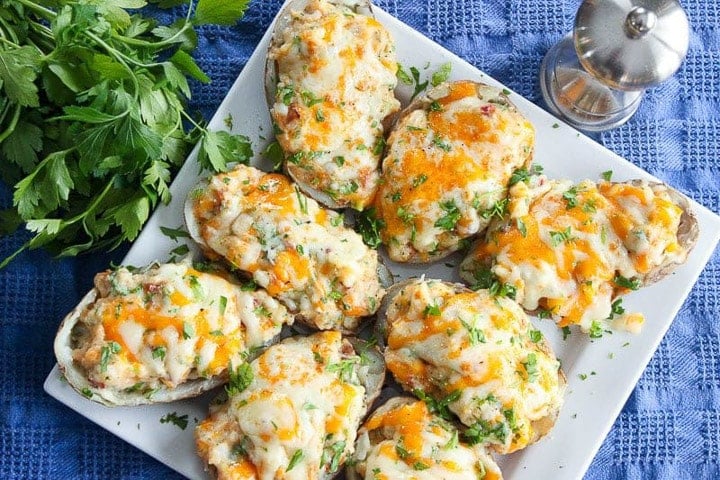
460, 177, 699, 333
374, 81, 535, 263
186, 164, 385, 332
195, 331, 384, 480
54, 262, 293, 406
379, 279, 565, 455
267, 0, 400, 210
350, 397, 503, 480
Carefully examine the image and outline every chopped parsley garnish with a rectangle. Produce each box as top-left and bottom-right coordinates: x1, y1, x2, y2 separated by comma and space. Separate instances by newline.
562, 326, 571, 340
517, 218, 528, 237
253, 306, 271, 317
529, 330, 543, 343
424, 303, 442, 316
549, 227, 574, 246
480, 198, 509, 220
613, 274, 641, 290
435, 200, 461, 231
160, 412, 188, 430
443, 430, 459, 450
188, 274, 204, 300
81, 388, 93, 399
100, 341, 121, 373
286, 449, 305, 472
468, 268, 516, 299
395, 440, 411, 459
412, 174, 428, 188
432, 136, 452, 151
413, 461, 430, 470
327, 358, 359, 383
431, 62, 452, 86
219, 295, 228, 315
315, 109, 325, 122
460, 318, 486, 345
160, 226, 190, 241
397, 206, 415, 224
373, 137, 386, 156
413, 389, 460, 422
226, 362, 253, 396
463, 419, 507, 445
295, 186, 308, 214
608, 298, 625, 319
240, 279, 257, 291
333, 156, 345, 167
301, 90, 323, 106
322, 441, 346, 473
354, 207, 385, 249
429, 100, 442, 112
563, 187, 579, 209
602, 170, 613, 181
263, 141, 285, 172
152, 346, 166, 361
338, 181, 359, 195
522, 353, 539, 382
182, 321, 194, 340
280, 86, 294, 106
589, 320, 605, 338
509, 164, 544, 186
409, 65, 429, 100
330, 213, 344, 227
396, 63, 413, 85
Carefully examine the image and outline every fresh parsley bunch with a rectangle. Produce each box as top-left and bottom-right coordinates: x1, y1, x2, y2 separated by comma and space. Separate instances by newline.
0, 0, 252, 268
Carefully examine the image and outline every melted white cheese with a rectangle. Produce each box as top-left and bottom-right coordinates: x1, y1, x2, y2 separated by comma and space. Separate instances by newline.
269, 0, 400, 209
353, 398, 503, 480
375, 81, 535, 262
196, 332, 366, 480
384, 279, 564, 454
191, 164, 384, 331
72, 262, 292, 393
461, 178, 688, 331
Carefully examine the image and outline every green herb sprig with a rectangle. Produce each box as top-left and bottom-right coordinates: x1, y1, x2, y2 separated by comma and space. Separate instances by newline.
0, 0, 251, 269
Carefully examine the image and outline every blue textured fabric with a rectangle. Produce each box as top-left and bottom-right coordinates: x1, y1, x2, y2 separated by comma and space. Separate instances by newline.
1, 0, 718, 479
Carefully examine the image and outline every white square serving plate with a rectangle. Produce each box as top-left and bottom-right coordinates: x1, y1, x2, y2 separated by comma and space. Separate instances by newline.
45, 2, 720, 479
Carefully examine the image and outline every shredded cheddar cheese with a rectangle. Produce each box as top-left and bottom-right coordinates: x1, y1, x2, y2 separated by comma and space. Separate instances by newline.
352, 398, 503, 479
269, 0, 400, 209
71, 262, 293, 393
190, 164, 384, 331
383, 279, 564, 455
195, 332, 366, 480
375, 81, 535, 262
461, 178, 689, 332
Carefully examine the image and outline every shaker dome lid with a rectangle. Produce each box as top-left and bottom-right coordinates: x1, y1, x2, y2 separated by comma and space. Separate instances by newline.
573, 0, 689, 90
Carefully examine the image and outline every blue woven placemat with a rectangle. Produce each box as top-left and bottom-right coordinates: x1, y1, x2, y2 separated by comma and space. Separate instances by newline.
1, 0, 718, 478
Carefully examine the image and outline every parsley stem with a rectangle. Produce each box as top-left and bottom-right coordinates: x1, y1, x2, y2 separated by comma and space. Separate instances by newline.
112, 21, 193, 49
0, 104, 21, 144
14, 0, 56, 20
83, 31, 140, 99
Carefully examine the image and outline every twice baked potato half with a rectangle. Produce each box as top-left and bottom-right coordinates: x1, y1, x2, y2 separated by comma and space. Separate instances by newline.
54, 261, 293, 406
349, 396, 503, 480
379, 279, 565, 455
195, 331, 385, 480
266, 0, 400, 210
374, 80, 535, 263
185, 164, 386, 332
460, 177, 699, 333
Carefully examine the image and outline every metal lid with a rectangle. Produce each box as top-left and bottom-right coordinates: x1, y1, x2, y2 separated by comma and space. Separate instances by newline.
574, 0, 689, 91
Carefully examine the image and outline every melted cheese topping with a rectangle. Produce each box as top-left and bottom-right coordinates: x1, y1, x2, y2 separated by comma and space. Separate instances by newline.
352, 398, 503, 480
71, 262, 292, 394
269, 0, 400, 209
196, 331, 366, 480
384, 280, 564, 454
460, 178, 688, 331
375, 81, 535, 262
191, 164, 384, 331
